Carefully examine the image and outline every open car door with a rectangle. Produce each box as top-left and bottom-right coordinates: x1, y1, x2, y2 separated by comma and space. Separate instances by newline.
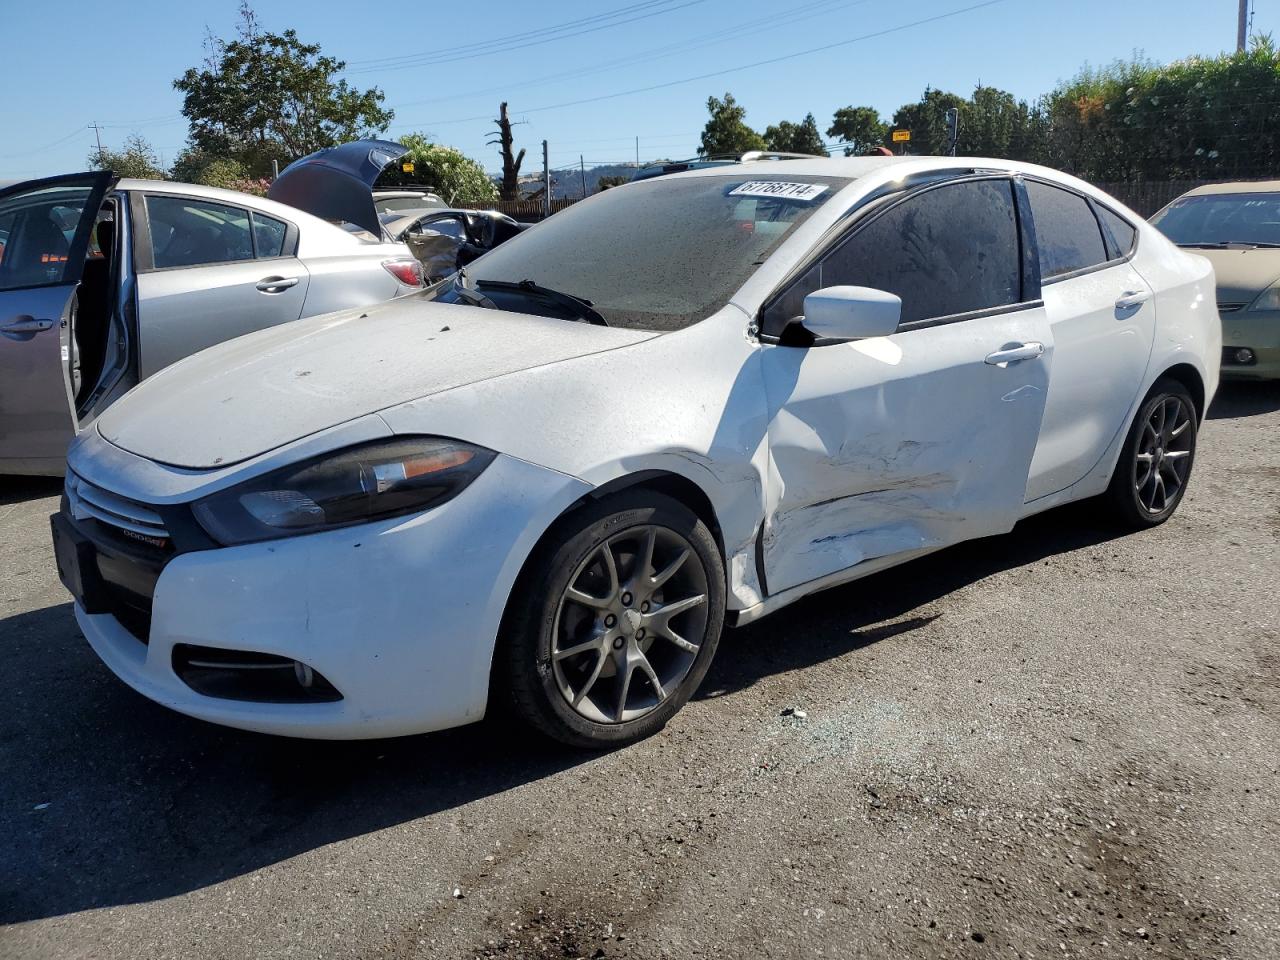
0, 171, 115, 475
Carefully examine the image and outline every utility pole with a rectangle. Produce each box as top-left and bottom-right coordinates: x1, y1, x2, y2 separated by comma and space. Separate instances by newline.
580, 155, 587, 199
945, 108, 960, 157
635, 136, 640, 166
88, 122, 105, 166
1237, 0, 1249, 52
542, 140, 551, 220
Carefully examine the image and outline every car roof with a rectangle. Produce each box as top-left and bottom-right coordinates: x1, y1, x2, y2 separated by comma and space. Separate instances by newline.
661, 156, 1140, 210
114, 178, 378, 248
1181, 180, 1280, 197
659, 155, 997, 180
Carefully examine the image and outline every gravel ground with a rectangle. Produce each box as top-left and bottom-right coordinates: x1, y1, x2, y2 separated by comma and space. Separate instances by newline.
2, 382, 1278, 960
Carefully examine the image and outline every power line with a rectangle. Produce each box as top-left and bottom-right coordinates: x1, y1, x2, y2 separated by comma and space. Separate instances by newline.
346, 0, 707, 75
391, 0, 1008, 129
348, 0, 682, 67
380, 0, 869, 112
0, 126, 89, 159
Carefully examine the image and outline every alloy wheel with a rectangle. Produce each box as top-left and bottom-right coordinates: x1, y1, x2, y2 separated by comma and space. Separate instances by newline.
551, 524, 710, 724
1133, 395, 1194, 514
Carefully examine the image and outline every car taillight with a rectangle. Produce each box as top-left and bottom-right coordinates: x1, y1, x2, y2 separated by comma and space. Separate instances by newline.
382, 258, 425, 287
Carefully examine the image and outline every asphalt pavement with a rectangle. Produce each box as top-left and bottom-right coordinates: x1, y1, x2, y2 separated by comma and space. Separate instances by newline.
2, 382, 1278, 960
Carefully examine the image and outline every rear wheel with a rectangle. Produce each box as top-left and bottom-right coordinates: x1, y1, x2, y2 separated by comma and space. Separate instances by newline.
1105, 377, 1198, 528
498, 491, 725, 749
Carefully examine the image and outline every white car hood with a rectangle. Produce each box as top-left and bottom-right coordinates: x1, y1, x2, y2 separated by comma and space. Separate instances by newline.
97, 298, 653, 469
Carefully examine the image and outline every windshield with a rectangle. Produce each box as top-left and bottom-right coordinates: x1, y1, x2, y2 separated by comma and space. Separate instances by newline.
1152, 192, 1280, 246
449, 174, 848, 330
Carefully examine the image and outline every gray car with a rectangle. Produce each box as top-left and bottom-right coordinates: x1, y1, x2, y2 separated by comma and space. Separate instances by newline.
0, 171, 424, 475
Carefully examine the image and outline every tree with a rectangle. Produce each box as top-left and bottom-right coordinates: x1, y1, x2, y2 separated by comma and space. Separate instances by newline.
88, 133, 165, 179
375, 134, 498, 204
1036, 38, 1280, 181
763, 113, 827, 155
597, 175, 630, 190
960, 85, 1039, 160
826, 106, 888, 156
886, 87, 970, 156
699, 93, 766, 157
488, 102, 526, 201
172, 3, 392, 178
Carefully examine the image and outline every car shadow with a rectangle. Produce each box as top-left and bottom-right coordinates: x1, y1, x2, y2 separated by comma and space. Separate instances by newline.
0, 475, 62, 506
699, 501, 1127, 700
0, 503, 1127, 925
1207, 380, 1280, 419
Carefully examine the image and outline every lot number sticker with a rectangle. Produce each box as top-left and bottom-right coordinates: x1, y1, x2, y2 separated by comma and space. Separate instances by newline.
729, 181, 829, 202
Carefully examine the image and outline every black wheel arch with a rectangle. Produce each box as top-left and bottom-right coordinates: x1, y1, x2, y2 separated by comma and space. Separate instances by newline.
1158, 362, 1207, 422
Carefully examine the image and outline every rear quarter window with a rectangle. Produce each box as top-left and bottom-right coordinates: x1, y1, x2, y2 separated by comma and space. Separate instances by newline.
1097, 205, 1137, 257
1026, 180, 1108, 280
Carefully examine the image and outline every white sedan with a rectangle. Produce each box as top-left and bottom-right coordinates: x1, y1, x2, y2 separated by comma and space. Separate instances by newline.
53, 157, 1220, 747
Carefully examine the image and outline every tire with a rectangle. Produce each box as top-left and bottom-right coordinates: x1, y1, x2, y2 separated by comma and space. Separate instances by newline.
1105, 377, 1198, 528
497, 490, 726, 749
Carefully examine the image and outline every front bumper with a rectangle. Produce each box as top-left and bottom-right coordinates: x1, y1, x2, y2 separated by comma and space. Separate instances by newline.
67, 453, 589, 739
1221, 309, 1280, 380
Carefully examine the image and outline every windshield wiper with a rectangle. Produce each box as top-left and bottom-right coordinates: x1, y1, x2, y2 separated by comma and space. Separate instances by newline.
1178, 241, 1280, 249
475, 279, 609, 326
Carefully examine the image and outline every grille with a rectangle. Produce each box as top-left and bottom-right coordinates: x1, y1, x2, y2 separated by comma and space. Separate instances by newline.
66, 472, 170, 548
1217, 302, 1247, 314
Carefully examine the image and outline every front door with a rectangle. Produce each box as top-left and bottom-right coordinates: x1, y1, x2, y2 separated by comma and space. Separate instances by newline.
759, 176, 1053, 594
0, 172, 114, 473
134, 192, 310, 377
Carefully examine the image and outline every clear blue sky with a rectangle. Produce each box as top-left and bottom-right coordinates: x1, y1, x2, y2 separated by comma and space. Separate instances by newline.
1, 0, 1276, 180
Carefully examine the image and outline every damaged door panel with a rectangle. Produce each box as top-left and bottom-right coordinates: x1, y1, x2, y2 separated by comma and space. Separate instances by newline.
760, 311, 1053, 593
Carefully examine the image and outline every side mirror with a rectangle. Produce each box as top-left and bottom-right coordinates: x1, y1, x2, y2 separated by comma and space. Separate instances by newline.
800, 286, 901, 342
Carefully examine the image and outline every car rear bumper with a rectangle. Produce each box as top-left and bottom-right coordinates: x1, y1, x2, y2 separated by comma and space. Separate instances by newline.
67, 454, 589, 739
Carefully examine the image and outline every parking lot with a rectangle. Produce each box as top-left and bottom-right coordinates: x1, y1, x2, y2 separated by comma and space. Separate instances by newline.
0, 381, 1276, 960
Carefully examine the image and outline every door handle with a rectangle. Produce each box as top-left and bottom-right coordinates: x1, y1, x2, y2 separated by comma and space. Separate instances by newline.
1, 316, 55, 340
1115, 290, 1151, 311
255, 276, 299, 293
985, 341, 1045, 366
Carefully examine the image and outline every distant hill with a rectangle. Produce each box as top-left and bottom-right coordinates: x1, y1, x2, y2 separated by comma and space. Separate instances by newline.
506, 163, 647, 200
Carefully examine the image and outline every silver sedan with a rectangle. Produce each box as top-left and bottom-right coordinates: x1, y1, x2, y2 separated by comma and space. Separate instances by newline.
0, 173, 425, 475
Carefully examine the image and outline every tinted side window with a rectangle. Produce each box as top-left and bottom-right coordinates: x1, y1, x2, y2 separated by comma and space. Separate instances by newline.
820, 178, 1022, 325
1097, 205, 1137, 257
1026, 181, 1108, 279
145, 195, 254, 269
251, 212, 288, 258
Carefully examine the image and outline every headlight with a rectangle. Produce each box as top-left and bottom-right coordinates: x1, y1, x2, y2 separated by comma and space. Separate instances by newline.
1249, 283, 1280, 312
193, 437, 495, 545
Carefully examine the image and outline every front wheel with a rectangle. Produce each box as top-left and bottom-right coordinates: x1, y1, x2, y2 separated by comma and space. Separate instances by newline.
1105, 377, 1198, 528
497, 491, 726, 749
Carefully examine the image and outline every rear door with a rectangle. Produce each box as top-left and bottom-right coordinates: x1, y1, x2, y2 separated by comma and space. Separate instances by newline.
133, 193, 310, 378
1022, 181, 1156, 502
759, 176, 1053, 594
0, 172, 114, 473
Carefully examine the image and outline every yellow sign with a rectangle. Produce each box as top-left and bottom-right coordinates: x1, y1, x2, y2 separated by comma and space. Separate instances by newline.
401, 161, 415, 173
891, 130, 911, 143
